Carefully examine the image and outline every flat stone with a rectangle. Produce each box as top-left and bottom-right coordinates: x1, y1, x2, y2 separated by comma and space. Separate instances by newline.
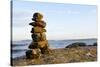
31, 27, 46, 33
29, 21, 46, 28
31, 33, 46, 42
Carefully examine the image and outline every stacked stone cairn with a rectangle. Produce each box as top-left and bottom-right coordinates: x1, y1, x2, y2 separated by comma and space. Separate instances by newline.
26, 12, 49, 59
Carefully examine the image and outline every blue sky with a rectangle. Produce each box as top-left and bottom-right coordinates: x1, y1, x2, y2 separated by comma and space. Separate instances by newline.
12, 0, 97, 41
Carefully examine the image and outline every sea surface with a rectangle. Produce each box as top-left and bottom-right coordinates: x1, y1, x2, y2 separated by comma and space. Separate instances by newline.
11, 39, 97, 59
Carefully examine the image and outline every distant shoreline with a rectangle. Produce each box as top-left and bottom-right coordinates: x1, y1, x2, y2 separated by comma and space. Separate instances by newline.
11, 39, 97, 59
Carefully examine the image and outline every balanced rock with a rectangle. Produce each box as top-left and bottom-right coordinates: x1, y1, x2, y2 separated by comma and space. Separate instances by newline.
31, 33, 46, 42
32, 12, 43, 22
29, 21, 46, 28
26, 49, 41, 59
40, 33, 46, 41
31, 33, 41, 42
38, 40, 48, 48
28, 42, 39, 49
26, 12, 49, 59
28, 40, 48, 49
31, 27, 46, 33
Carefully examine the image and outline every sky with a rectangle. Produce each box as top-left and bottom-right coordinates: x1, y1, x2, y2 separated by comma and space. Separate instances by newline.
12, 0, 97, 41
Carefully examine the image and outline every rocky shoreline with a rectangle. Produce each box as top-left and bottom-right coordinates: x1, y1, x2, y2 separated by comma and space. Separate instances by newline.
11, 46, 97, 66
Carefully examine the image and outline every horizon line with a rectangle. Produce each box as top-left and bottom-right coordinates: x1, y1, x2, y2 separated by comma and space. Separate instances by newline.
12, 38, 97, 41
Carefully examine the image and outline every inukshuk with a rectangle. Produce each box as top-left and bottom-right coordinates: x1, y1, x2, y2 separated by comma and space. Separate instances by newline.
26, 12, 49, 59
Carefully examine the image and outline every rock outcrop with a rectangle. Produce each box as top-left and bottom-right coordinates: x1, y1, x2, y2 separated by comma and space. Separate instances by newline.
65, 42, 86, 48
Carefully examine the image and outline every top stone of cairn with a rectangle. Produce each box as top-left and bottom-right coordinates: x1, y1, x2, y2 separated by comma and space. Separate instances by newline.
32, 12, 43, 22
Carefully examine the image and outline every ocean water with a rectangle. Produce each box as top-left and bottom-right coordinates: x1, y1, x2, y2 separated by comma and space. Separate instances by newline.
11, 39, 97, 59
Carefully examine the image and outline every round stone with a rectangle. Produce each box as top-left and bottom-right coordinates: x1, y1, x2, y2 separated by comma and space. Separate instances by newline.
32, 12, 43, 21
